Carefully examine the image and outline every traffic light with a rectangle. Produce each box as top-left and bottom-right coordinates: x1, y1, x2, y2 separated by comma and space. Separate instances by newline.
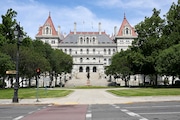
36, 68, 41, 75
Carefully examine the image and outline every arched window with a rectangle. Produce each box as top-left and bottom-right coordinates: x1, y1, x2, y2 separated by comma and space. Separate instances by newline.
64, 49, 67, 53
104, 49, 106, 55
80, 58, 83, 63
51, 40, 55, 44
46, 27, 49, 34
87, 37, 89, 44
69, 49, 72, 54
44, 26, 52, 35
113, 49, 116, 54
126, 28, 129, 34
80, 49, 83, 54
93, 66, 97, 72
108, 49, 111, 55
79, 67, 83, 72
109, 59, 111, 64
93, 49, 95, 54
87, 49, 89, 54
93, 37, 96, 44
86, 67, 90, 72
80, 37, 83, 44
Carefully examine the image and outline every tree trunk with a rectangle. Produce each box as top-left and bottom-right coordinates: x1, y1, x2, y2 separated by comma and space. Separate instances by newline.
28, 78, 31, 88
2, 77, 6, 89
155, 74, 158, 86
172, 76, 175, 85
143, 75, 146, 86
124, 78, 128, 87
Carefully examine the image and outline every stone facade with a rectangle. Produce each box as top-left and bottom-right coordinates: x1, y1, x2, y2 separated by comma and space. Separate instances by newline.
35, 14, 137, 83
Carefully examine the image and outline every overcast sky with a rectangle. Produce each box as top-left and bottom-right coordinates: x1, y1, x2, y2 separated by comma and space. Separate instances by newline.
0, 0, 177, 39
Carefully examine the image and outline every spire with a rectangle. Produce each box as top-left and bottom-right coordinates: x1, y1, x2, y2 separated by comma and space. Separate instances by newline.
116, 14, 137, 37
124, 13, 126, 19
49, 11, 51, 17
36, 13, 58, 36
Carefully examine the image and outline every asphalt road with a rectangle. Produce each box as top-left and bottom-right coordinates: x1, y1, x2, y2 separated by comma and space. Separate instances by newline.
0, 102, 180, 120
90, 101, 180, 120
0, 104, 47, 120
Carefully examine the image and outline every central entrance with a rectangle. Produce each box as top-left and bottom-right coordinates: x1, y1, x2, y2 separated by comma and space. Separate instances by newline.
86, 66, 90, 72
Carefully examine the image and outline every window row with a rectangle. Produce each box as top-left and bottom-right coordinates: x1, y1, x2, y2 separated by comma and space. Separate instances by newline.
79, 66, 97, 72
79, 58, 111, 65
78, 36, 97, 44
64, 49, 116, 55
63, 48, 116, 55
104, 49, 116, 55
45, 40, 57, 44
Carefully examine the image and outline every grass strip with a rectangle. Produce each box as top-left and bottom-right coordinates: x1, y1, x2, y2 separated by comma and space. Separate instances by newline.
0, 88, 73, 99
108, 88, 180, 96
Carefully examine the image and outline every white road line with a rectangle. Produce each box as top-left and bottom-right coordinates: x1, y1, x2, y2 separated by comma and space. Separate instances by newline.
111, 104, 117, 107
111, 105, 148, 120
13, 116, 24, 120
86, 113, 92, 118
121, 109, 128, 112
111, 104, 120, 109
139, 112, 180, 115
28, 111, 34, 114
115, 106, 120, 109
125, 105, 180, 109
120, 109, 149, 120
86, 105, 92, 120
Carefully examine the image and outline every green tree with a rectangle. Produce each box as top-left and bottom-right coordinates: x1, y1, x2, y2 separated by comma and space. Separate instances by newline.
19, 46, 51, 87
156, 44, 180, 84
32, 40, 53, 59
0, 8, 17, 45
106, 50, 132, 86
0, 52, 15, 88
131, 8, 165, 86
50, 49, 73, 74
163, 0, 180, 46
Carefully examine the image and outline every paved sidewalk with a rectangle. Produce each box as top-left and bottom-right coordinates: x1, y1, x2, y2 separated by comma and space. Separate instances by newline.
0, 88, 180, 105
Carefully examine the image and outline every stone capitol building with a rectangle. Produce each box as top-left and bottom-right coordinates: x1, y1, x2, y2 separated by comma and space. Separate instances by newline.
35, 14, 137, 86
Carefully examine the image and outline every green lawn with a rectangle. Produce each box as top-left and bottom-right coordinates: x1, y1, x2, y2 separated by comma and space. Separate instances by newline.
0, 88, 73, 99
74, 86, 113, 89
108, 88, 180, 96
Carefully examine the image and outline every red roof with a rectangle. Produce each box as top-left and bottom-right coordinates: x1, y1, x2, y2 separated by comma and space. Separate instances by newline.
36, 14, 58, 36
69, 31, 106, 35
117, 15, 137, 37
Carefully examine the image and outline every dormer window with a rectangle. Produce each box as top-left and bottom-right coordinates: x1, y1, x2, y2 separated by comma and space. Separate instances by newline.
43, 25, 52, 35
123, 26, 131, 36
126, 28, 129, 34
46, 27, 49, 34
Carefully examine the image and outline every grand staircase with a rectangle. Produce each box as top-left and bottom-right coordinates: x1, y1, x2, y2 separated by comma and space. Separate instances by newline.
65, 72, 109, 87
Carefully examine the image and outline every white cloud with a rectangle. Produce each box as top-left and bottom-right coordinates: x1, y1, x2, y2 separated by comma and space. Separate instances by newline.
0, 0, 177, 39
0, 0, 120, 39
96, 0, 177, 17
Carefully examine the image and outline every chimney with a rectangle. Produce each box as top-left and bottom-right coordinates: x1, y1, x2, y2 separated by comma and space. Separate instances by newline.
114, 26, 117, 36
98, 22, 101, 35
74, 22, 76, 34
58, 25, 60, 35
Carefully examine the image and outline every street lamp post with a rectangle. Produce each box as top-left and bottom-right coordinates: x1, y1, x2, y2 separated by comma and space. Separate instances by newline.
12, 23, 22, 103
